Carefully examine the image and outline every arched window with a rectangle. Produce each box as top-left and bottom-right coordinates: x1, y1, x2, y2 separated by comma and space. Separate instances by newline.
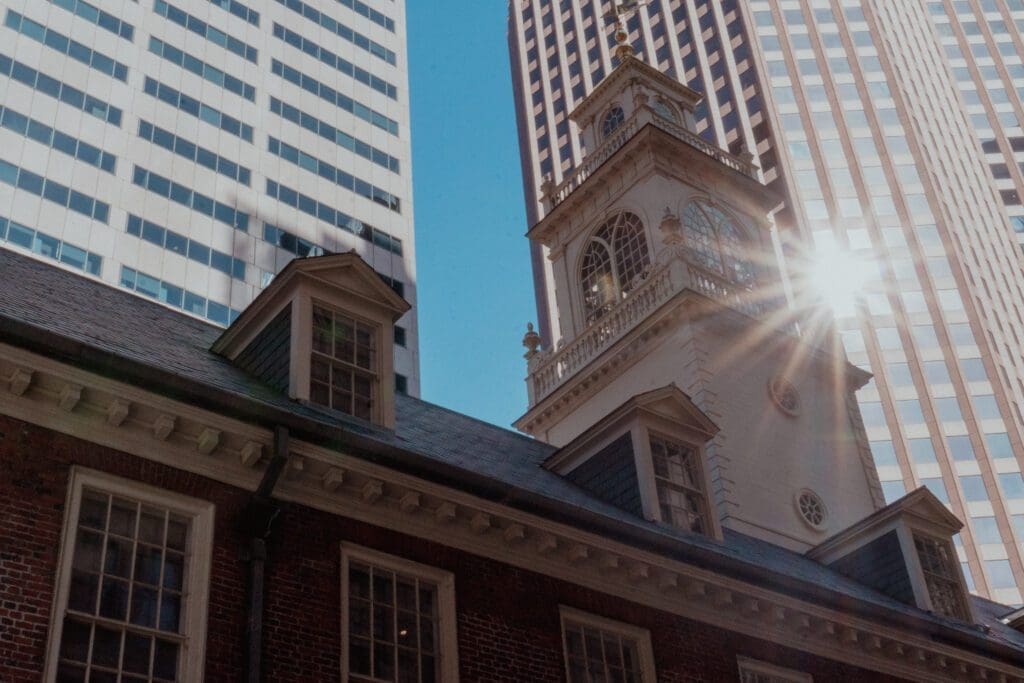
651, 99, 677, 122
681, 201, 756, 285
580, 212, 650, 324
601, 106, 625, 138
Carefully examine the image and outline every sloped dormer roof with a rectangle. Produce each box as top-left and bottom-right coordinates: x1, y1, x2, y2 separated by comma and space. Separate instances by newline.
544, 384, 718, 472
212, 251, 410, 359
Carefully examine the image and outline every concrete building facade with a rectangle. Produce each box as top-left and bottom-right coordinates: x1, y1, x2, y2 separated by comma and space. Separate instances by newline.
509, 0, 1024, 604
0, 0, 419, 394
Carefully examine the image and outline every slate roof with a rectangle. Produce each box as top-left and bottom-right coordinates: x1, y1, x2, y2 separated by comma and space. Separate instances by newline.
2, 248, 1023, 656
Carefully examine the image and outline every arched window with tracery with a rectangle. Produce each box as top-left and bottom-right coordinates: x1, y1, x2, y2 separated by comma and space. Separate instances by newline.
681, 201, 756, 286
580, 212, 651, 324
651, 99, 677, 122
601, 105, 625, 138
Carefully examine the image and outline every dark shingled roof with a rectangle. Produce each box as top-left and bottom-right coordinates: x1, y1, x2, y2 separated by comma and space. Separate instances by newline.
2, 248, 1023, 657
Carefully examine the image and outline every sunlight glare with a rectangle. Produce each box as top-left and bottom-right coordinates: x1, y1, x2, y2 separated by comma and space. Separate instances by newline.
806, 243, 870, 318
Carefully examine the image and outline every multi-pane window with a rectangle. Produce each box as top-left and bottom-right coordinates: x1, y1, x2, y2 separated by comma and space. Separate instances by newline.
560, 608, 655, 683
342, 545, 457, 683
914, 533, 971, 620
47, 470, 213, 683
602, 105, 625, 138
737, 657, 812, 682
681, 200, 755, 285
311, 305, 377, 420
579, 211, 650, 324
649, 434, 709, 535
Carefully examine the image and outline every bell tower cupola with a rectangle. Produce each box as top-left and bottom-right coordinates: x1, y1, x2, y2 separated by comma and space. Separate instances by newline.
517, 38, 884, 551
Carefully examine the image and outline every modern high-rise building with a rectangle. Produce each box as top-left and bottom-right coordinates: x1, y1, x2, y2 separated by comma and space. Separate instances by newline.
0, 0, 419, 394
509, 0, 1024, 604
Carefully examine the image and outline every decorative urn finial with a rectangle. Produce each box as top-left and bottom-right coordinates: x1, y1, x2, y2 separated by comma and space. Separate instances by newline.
539, 174, 556, 199
610, 1, 637, 61
614, 23, 635, 60
522, 323, 542, 359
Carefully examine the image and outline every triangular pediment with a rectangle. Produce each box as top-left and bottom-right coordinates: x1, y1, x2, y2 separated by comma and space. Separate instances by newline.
544, 384, 718, 470
628, 384, 719, 439
807, 487, 963, 562
212, 252, 410, 358
895, 487, 964, 532
295, 252, 411, 319
569, 53, 703, 126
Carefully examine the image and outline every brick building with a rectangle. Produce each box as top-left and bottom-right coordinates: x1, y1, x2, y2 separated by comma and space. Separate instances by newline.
2, 248, 1023, 683
5, 26, 1024, 683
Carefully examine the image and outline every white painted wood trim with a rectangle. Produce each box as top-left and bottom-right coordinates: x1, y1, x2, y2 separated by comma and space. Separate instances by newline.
41, 467, 215, 683
737, 655, 813, 682
339, 543, 459, 683
559, 605, 658, 682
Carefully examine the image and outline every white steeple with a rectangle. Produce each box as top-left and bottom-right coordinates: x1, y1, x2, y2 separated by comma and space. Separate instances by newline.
517, 47, 884, 551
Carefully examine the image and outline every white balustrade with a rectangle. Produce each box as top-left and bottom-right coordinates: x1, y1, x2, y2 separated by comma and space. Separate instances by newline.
545, 108, 756, 210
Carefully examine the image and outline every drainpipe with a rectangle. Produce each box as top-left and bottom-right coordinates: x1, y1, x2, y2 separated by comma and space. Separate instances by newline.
243, 425, 290, 683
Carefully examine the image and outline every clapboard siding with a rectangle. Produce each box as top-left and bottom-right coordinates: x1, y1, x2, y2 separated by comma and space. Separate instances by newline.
566, 433, 643, 517
236, 304, 291, 392
829, 530, 915, 605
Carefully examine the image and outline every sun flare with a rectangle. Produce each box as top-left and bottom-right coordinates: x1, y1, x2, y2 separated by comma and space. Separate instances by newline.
805, 243, 871, 318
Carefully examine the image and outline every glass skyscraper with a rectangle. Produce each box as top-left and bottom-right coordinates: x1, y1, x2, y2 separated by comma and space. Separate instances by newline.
509, 0, 1024, 604
0, 0, 419, 394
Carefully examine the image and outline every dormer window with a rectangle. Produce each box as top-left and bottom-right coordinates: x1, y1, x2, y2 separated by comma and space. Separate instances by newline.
579, 211, 651, 324
807, 488, 976, 624
544, 386, 721, 540
914, 532, 971, 620
311, 305, 377, 420
682, 200, 756, 286
650, 434, 710, 534
212, 252, 410, 429
601, 105, 625, 138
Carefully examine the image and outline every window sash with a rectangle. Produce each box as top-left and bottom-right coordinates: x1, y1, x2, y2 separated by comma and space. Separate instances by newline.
341, 544, 458, 683
563, 621, 643, 682
913, 533, 970, 620
311, 304, 378, 419
649, 433, 710, 535
559, 607, 655, 683
44, 468, 213, 683
737, 656, 813, 683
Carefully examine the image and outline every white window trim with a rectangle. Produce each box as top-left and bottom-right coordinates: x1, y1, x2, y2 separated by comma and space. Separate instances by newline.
632, 418, 723, 541
558, 605, 657, 683
737, 656, 813, 683
900, 525, 975, 622
340, 543, 459, 683
43, 466, 215, 683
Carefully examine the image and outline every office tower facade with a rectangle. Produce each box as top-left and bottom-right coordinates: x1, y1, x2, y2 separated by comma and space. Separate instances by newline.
509, 0, 1024, 604
0, 0, 419, 395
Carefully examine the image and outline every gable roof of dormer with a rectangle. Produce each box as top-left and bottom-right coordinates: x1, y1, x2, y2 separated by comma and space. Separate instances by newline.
569, 52, 703, 125
212, 251, 410, 359
545, 383, 718, 471
807, 487, 963, 562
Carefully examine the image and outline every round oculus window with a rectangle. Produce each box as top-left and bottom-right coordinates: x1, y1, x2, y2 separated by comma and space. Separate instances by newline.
795, 489, 828, 531
768, 376, 801, 416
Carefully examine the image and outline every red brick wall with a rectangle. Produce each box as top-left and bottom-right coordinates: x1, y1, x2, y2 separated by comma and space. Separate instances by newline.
0, 414, 906, 682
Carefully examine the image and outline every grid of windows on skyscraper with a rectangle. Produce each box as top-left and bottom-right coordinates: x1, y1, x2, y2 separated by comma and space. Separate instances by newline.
0, 0, 420, 395
516, 0, 775, 184
926, 0, 1024, 241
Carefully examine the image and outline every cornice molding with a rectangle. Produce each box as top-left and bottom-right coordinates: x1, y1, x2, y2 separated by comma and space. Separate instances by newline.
0, 343, 1021, 682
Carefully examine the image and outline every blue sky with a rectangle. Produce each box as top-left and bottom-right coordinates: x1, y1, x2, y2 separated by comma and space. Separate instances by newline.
407, 2, 536, 428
